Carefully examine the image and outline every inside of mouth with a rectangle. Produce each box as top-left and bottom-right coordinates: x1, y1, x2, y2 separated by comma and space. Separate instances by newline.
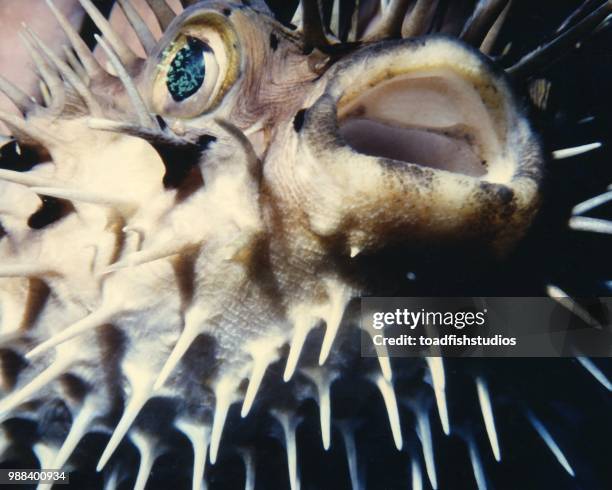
338, 69, 502, 179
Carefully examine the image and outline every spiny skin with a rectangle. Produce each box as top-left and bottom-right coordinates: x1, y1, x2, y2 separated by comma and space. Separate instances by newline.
0, 1, 609, 490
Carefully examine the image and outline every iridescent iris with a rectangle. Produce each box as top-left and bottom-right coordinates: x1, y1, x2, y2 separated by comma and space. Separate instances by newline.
166, 37, 208, 102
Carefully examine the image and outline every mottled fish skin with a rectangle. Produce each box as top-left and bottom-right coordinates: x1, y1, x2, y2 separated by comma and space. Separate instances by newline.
0, 1, 609, 489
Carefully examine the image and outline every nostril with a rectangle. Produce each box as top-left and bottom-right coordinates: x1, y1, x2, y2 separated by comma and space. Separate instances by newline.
293, 109, 306, 132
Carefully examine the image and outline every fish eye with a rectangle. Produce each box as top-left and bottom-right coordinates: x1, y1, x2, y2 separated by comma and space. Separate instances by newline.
150, 15, 240, 118
166, 36, 217, 103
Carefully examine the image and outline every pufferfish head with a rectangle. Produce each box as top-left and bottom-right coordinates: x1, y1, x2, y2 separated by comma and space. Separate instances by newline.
0, 0, 589, 489
139, 1, 542, 258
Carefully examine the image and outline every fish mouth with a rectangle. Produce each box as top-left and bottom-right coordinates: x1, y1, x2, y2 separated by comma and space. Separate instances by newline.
338, 70, 490, 178
298, 37, 541, 254
334, 39, 514, 183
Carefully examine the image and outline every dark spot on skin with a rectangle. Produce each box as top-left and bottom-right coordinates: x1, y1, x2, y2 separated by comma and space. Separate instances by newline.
496, 186, 515, 205
479, 181, 514, 206
0, 349, 28, 390
173, 254, 197, 307
175, 165, 205, 203
197, 134, 217, 150
293, 109, 306, 132
270, 33, 279, 51
59, 373, 90, 402
0, 140, 45, 172
157, 135, 217, 189
476, 182, 517, 225
244, 236, 286, 317
38, 399, 72, 440
156, 115, 168, 131
20, 278, 50, 337
135, 398, 178, 432
182, 333, 220, 383
223, 8, 231, 16
27, 197, 74, 230
98, 325, 128, 374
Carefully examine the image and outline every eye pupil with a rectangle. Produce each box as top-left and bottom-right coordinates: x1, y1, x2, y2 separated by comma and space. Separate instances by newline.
166, 37, 208, 102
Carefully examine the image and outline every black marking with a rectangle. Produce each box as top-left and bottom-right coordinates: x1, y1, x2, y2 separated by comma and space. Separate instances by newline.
496, 186, 515, 206
197, 134, 217, 150
223, 8, 232, 16
27, 196, 74, 230
293, 109, 306, 132
0, 349, 28, 390
59, 373, 90, 402
156, 115, 169, 131
38, 399, 72, 441
156, 135, 217, 189
270, 33, 279, 51
0, 140, 42, 172
21, 278, 50, 333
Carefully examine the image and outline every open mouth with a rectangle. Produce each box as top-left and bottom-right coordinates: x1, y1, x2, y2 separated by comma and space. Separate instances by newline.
337, 67, 504, 179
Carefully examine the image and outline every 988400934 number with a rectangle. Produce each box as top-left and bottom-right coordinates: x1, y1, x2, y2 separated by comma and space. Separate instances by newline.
1, 470, 69, 485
